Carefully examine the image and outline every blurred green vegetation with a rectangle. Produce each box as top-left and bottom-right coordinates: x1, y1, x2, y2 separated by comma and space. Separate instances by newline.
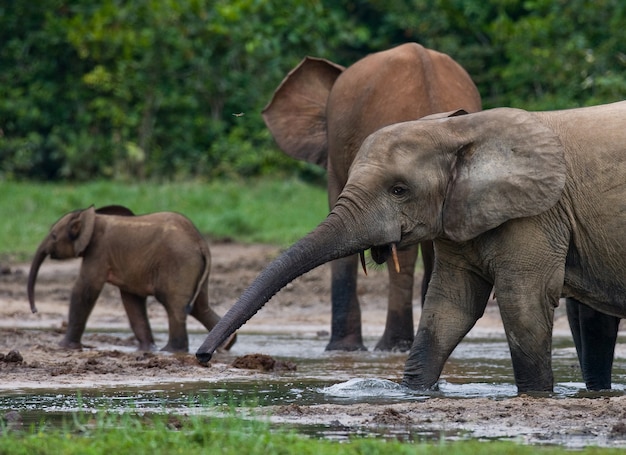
0, 409, 624, 455
0, 179, 327, 258
1, 0, 625, 181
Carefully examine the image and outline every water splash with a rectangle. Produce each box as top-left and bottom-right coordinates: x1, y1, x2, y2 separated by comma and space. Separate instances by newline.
319, 378, 415, 399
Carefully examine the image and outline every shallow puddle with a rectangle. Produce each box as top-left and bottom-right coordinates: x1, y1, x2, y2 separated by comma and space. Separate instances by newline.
2, 332, 626, 443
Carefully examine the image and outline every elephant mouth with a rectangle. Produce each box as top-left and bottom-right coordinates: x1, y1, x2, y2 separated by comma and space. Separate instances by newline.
361, 243, 400, 275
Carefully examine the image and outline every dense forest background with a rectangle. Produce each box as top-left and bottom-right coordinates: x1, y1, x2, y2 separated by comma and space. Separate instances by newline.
1, 0, 624, 181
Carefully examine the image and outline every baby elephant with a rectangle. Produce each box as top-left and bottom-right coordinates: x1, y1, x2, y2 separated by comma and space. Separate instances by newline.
27, 205, 236, 353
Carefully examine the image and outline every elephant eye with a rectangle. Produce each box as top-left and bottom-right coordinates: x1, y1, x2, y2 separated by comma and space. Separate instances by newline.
391, 185, 408, 197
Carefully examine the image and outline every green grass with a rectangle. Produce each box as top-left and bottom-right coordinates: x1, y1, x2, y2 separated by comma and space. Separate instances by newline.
0, 178, 328, 261
0, 411, 621, 455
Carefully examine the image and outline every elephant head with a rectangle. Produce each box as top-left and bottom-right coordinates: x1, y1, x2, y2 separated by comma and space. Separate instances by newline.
196, 107, 566, 364
27, 205, 134, 313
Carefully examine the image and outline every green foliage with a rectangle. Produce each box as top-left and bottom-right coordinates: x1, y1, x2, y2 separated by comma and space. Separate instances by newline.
0, 0, 365, 181
1, 1, 625, 181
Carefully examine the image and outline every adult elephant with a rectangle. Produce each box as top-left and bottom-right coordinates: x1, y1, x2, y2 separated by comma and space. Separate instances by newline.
263, 42, 482, 351
197, 102, 626, 393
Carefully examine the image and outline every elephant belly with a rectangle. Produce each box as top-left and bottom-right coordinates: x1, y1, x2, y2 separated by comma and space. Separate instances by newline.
106, 270, 154, 297
563, 269, 626, 318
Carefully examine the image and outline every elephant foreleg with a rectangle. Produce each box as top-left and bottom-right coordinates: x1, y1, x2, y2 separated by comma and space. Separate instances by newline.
375, 244, 419, 352
327, 255, 365, 351
566, 298, 619, 391
497, 277, 561, 393
402, 266, 492, 390
120, 291, 155, 351
61, 276, 103, 349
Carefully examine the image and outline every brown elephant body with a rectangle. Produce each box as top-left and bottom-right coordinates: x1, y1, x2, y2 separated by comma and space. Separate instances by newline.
28, 206, 235, 353
263, 42, 481, 351
197, 101, 626, 393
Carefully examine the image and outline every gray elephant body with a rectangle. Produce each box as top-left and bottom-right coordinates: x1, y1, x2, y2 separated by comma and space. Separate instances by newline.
197, 101, 626, 393
28, 206, 235, 353
263, 42, 481, 351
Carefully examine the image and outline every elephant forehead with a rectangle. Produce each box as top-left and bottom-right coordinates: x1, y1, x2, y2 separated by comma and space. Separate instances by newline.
354, 127, 440, 172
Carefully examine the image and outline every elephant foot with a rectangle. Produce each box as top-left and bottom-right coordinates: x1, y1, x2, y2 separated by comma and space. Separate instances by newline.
325, 336, 367, 351
136, 342, 157, 352
59, 339, 83, 350
374, 336, 413, 352
161, 343, 189, 353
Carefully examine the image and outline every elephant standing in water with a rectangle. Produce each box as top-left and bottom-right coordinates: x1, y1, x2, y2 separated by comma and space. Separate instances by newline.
28, 205, 236, 353
198, 102, 626, 393
263, 42, 481, 351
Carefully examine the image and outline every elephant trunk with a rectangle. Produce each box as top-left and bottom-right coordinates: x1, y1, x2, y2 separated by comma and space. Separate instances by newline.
196, 211, 369, 363
27, 243, 48, 313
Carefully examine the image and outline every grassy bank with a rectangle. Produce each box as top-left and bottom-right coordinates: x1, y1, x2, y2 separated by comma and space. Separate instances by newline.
0, 412, 620, 455
0, 178, 328, 260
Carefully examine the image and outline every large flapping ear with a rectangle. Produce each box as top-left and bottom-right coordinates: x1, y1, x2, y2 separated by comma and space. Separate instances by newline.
69, 206, 96, 256
262, 56, 344, 169
442, 108, 567, 242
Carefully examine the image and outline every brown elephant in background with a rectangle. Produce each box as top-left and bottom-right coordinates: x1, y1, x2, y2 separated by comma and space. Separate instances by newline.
27, 205, 236, 353
263, 42, 482, 351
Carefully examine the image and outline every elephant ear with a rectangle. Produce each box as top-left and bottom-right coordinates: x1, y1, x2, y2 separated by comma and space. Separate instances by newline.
419, 109, 468, 121
442, 108, 567, 242
69, 206, 96, 256
262, 56, 345, 169
96, 205, 135, 216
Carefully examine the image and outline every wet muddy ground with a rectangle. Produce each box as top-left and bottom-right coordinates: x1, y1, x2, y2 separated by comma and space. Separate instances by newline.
1, 242, 626, 448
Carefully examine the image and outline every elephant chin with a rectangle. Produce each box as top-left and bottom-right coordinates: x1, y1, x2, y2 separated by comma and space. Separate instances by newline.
370, 244, 400, 273
370, 245, 390, 264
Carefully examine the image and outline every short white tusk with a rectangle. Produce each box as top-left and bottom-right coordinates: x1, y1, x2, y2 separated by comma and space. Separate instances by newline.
391, 243, 400, 273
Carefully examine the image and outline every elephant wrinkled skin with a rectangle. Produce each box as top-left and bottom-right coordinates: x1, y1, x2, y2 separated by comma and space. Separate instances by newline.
263, 42, 481, 352
197, 101, 626, 393
28, 205, 235, 353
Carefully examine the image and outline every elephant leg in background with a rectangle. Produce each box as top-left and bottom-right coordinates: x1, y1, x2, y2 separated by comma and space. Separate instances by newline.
328, 255, 365, 351
120, 290, 155, 351
375, 244, 419, 351
60, 275, 104, 349
566, 298, 620, 391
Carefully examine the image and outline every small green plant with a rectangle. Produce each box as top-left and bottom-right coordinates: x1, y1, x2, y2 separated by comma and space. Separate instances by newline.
0, 410, 622, 455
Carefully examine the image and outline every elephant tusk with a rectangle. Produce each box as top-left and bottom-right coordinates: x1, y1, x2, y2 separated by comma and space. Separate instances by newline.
360, 250, 368, 275
391, 243, 400, 273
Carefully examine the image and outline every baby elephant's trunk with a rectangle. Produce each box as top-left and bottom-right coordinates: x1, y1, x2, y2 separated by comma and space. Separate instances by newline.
27, 244, 48, 313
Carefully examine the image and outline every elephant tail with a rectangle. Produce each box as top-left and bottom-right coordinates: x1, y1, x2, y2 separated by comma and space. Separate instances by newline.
185, 245, 211, 315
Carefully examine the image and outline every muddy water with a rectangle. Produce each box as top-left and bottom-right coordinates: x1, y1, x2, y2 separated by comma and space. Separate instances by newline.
2, 332, 626, 442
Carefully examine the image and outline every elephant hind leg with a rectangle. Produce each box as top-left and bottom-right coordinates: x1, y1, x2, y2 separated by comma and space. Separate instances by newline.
120, 291, 155, 351
190, 287, 237, 351
566, 298, 619, 391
